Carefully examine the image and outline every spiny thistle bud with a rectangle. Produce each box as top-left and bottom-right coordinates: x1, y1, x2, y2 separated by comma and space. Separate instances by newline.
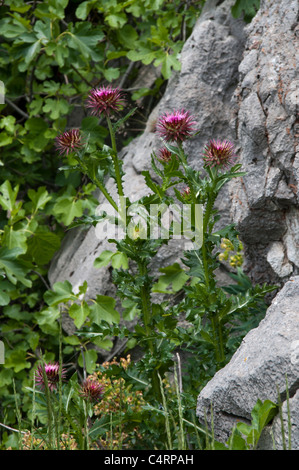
35, 362, 66, 392
157, 147, 172, 163
55, 129, 83, 156
79, 376, 104, 403
203, 139, 236, 170
181, 186, 191, 199
86, 86, 125, 117
156, 109, 197, 143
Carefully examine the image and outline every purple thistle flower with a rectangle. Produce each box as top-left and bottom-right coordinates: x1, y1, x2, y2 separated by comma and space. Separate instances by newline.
35, 362, 66, 392
86, 86, 125, 117
79, 377, 104, 403
203, 139, 236, 170
55, 129, 83, 156
156, 109, 197, 143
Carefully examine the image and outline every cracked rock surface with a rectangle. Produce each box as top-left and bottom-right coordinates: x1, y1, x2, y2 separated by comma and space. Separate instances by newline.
196, 276, 299, 449
230, 0, 299, 286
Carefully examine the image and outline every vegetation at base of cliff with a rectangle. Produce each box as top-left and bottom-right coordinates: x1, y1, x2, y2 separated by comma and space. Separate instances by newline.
0, 0, 270, 451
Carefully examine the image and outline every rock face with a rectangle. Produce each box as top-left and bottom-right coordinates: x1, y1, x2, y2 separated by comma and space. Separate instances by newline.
48, 0, 247, 335
195, 0, 299, 449
230, 0, 299, 286
196, 276, 299, 450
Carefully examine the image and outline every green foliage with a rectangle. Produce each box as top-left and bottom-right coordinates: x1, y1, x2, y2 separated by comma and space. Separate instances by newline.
0, 0, 202, 188
231, 0, 260, 23
227, 399, 278, 450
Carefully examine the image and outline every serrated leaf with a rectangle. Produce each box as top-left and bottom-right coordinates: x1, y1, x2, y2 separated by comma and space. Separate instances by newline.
89, 295, 120, 325
0, 115, 16, 133
44, 280, 75, 306
0, 180, 19, 211
27, 186, 52, 212
94, 250, 114, 268
200, 330, 214, 345
68, 22, 104, 61
4, 349, 31, 373
34, 306, 60, 335
2, 226, 28, 253
0, 246, 31, 287
75, 0, 97, 20
27, 230, 61, 265
42, 98, 70, 119
0, 280, 12, 306
111, 252, 129, 269
112, 107, 137, 133
121, 299, 140, 321
53, 197, 83, 226
152, 263, 189, 293
69, 301, 90, 329
141, 170, 165, 199
155, 52, 181, 79
105, 12, 127, 29
127, 47, 157, 65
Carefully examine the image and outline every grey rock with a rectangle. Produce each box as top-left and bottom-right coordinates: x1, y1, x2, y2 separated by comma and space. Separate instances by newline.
266, 241, 293, 278
196, 276, 299, 449
230, 0, 299, 284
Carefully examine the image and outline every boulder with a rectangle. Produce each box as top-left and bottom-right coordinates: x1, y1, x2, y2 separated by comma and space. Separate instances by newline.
196, 276, 299, 449
230, 0, 299, 285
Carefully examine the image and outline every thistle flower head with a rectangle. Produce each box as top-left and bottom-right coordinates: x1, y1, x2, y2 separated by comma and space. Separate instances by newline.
55, 129, 82, 156
156, 109, 197, 143
157, 147, 172, 163
79, 376, 104, 403
181, 186, 191, 200
203, 139, 236, 170
35, 362, 66, 392
86, 86, 125, 117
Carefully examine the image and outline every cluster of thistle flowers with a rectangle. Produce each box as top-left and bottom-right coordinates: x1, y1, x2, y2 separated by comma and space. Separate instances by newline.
55, 85, 237, 178
219, 237, 244, 268
35, 362, 104, 403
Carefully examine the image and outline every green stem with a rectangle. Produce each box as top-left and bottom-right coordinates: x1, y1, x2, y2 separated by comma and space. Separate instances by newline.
201, 169, 225, 366
211, 314, 225, 367
201, 176, 217, 290
106, 116, 124, 198
93, 176, 119, 213
137, 260, 161, 400
137, 260, 153, 343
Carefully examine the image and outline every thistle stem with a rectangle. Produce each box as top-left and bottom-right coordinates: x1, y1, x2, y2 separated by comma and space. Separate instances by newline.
106, 116, 124, 198
201, 169, 225, 366
137, 260, 161, 400
93, 176, 119, 213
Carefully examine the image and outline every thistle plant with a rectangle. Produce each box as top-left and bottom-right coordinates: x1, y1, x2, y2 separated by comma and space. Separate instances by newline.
54, 87, 275, 403
30, 359, 105, 450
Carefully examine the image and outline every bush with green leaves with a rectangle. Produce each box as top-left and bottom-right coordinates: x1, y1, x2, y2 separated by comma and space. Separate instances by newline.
0, 0, 206, 443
